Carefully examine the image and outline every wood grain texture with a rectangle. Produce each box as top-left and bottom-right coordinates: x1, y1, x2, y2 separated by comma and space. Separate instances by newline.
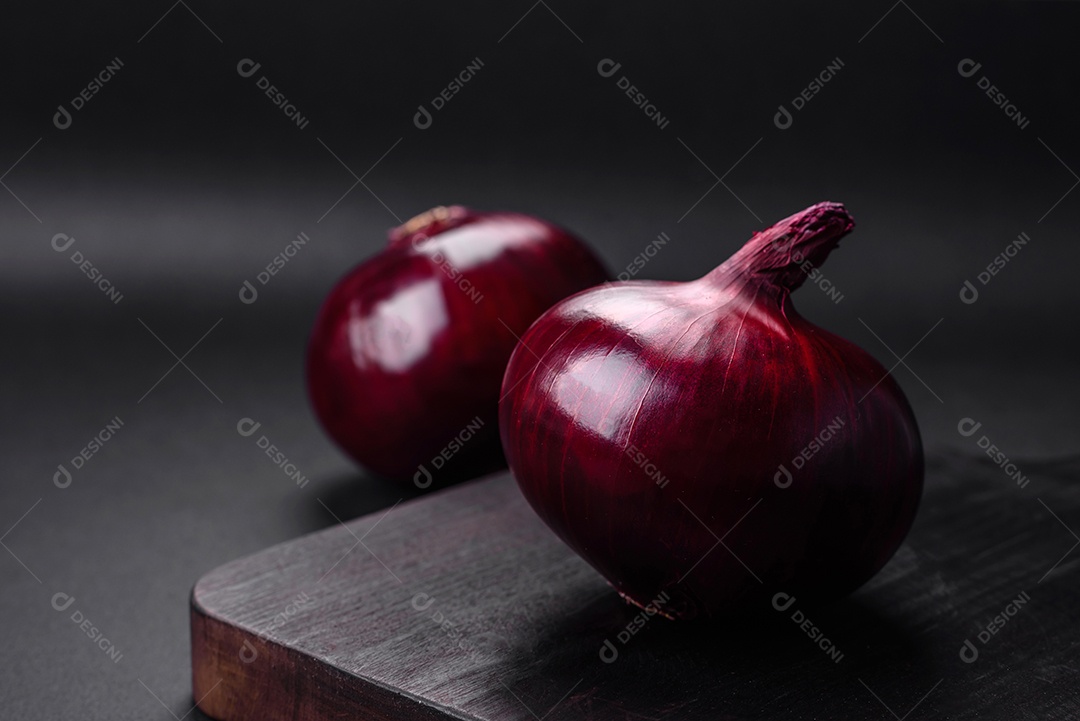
192, 454, 1080, 720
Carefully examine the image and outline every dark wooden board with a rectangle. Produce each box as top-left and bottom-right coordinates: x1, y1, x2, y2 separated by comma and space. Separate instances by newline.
192, 454, 1080, 720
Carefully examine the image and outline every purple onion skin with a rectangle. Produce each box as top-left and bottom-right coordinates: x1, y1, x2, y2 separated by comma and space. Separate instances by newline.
500, 203, 923, 620
307, 207, 610, 484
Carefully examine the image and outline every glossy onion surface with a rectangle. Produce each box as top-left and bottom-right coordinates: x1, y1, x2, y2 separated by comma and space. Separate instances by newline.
500, 202, 923, 619
308, 206, 610, 484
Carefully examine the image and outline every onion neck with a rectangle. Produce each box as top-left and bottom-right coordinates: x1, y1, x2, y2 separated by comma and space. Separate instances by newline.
389, 205, 471, 246
705, 202, 854, 294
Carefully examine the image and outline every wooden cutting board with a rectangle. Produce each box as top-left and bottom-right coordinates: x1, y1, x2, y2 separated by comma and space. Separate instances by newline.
191, 454, 1080, 720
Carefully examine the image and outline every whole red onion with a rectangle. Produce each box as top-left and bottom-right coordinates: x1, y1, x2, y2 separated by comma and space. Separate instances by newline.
307, 206, 609, 485
500, 202, 923, 619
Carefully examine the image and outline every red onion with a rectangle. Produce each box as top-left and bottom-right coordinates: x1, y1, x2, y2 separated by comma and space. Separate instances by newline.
307, 206, 609, 484
500, 202, 923, 619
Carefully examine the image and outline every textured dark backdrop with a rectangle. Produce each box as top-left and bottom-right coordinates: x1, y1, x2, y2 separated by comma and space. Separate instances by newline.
2, 2, 1077, 718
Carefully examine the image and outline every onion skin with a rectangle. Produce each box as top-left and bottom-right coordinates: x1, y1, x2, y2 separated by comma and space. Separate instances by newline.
500, 202, 923, 620
307, 206, 610, 484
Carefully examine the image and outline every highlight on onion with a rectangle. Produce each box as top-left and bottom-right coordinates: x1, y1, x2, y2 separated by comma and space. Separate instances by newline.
499, 202, 923, 619
307, 206, 610, 485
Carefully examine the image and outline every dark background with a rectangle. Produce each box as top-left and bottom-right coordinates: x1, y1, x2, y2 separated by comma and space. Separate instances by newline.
2, 2, 1077, 718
